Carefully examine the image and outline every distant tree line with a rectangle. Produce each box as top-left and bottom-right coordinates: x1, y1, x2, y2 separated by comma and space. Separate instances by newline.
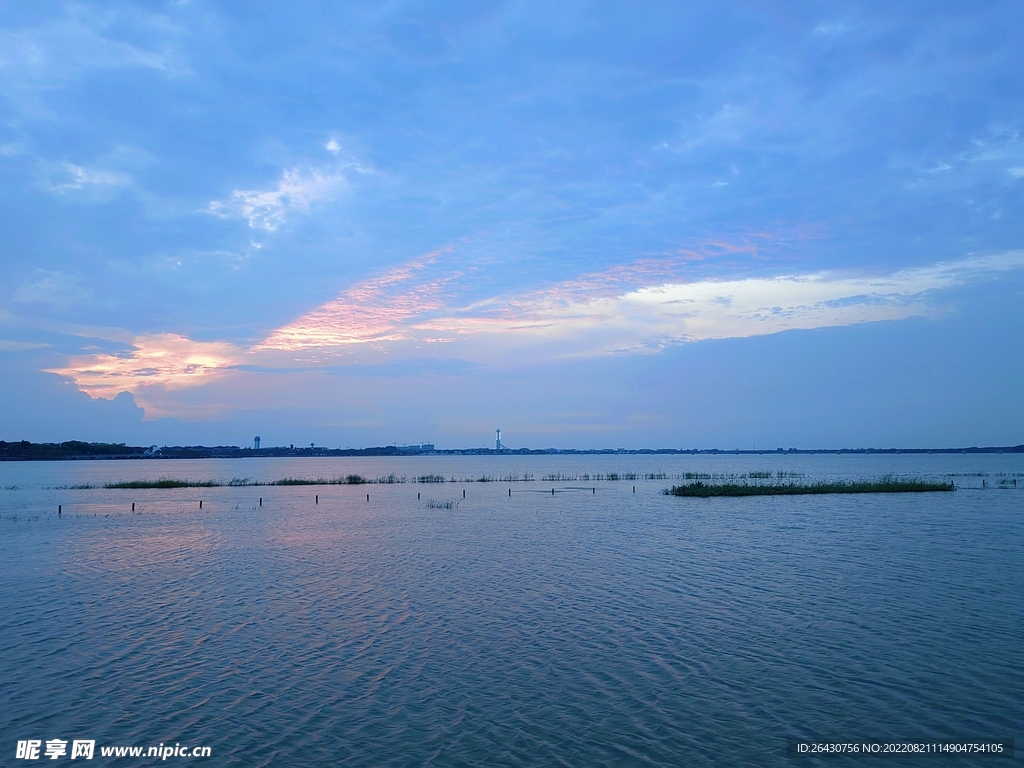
0, 441, 150, 460
1, 439, 1021, 461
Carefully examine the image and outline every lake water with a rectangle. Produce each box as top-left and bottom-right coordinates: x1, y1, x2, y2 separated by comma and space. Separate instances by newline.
1, 455, 1021, 765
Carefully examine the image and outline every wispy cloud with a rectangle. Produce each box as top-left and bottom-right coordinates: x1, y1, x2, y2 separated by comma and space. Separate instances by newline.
40, 162, 131, 193
14, 270, 93, 308
443, 252, 1024, 357
258, 249, 1024, 358
209, 146, 373, 232
208, 167, 348, 231
0, 11, 188, 89
0, 340, 50, 352
255, 248, 461, 349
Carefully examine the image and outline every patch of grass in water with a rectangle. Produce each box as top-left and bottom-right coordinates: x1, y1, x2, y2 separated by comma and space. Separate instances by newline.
105, 478, 221, 489
269, 475, 368, 486
666, 477, 954, 497
424, 499, 459, 509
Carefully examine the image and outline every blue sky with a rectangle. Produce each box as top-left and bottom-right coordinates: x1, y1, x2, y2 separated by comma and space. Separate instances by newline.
1, 1, 1022, 449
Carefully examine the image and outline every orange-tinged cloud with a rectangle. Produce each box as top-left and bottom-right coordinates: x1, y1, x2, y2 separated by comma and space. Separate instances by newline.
48, 250, 1024, 418
49, 333, 241, 400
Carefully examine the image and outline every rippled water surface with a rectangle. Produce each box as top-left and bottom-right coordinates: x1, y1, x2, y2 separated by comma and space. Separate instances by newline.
1, 455, 1021, 766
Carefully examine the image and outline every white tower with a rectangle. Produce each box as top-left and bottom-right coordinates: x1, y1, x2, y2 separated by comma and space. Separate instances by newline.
495, 429, 502, 451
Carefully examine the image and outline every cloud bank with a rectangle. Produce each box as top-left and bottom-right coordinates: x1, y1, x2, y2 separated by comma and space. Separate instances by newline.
49, 251, 1024, 416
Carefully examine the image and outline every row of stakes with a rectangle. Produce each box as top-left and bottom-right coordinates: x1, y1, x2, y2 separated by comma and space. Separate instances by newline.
55, 486, 638, 515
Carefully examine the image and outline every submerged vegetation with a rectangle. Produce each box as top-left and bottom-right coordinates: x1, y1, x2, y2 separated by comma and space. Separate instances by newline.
42, 470, 971, 495
424, 499, 460, 509
99, 476, 374, 489
105, 478, 221, 489
666, 477, 954, 497
270, 475, 368, 486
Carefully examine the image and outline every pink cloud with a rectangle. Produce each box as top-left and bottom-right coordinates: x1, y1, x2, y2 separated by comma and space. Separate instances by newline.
49, 333, 241, 401
255, 248, 463, 350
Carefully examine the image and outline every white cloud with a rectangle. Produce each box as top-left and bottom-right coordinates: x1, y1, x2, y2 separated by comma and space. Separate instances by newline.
0, 340, 49, 351
0, 11, 187, 84
45, 162, 131, 191
449, 251, 1023, 358
209, 167, 348, 231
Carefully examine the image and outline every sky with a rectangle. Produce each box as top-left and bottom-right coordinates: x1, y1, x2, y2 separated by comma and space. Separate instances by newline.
1, 1, 1022, 450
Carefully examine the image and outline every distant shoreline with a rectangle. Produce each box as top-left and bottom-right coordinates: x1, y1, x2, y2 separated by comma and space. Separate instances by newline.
2, 440, 1022, 461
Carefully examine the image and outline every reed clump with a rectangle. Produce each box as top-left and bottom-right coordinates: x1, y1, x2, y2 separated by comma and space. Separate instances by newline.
424, 499, 459, 509
99, 475, 373, 488
666, 477, 954, 497
268, 475, 355, 486
105, 478, 220, 489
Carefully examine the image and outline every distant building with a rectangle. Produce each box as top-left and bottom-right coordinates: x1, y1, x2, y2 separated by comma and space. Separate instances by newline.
254, 436, 261, 450
397, 443, 436, 454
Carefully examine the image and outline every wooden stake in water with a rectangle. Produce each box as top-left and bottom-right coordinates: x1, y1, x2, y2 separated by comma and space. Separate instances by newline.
132, 502, 135, 511
200, 500, 203, 509
463, 489, 466, 499
315, 494, 318, 504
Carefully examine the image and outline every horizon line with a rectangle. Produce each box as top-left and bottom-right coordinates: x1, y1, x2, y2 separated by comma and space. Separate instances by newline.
1, 439, 1023, 460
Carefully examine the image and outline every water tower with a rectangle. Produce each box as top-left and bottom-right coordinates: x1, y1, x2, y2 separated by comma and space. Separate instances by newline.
254, 436, 261, 450
495, 429, 502, 451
